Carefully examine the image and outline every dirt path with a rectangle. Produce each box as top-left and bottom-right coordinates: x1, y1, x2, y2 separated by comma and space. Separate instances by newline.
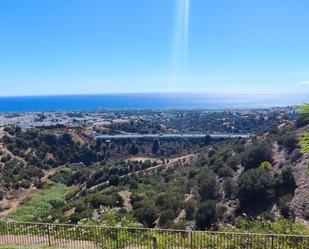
0, 187, 37, 218
0, 168, 57, 218
118, 190, 132, 211
0, 127, 6, 139
0, 235, 98, 249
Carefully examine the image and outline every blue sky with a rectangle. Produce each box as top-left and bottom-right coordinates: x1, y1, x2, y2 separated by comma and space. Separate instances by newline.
0, 0, 309, 96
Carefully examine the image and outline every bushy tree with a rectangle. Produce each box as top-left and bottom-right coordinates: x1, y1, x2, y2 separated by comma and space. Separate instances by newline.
195, 200, 218, 230
129, 142, 139, 155
152, 139, 159, 154
134, 206, 158, 228
109, 175, 120, 186
198, 170, 219, 201
217, 165, 234, 178
159, 209, 176, 226
274, 166, 296, 196
278, 132, 299, 152
237, 168, 275, 207
223, 177, 236, 198
241, 143, 273, 170
185, 200, 196, 220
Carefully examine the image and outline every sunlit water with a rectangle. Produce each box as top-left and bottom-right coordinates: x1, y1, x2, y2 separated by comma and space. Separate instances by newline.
0, 93, 307, 112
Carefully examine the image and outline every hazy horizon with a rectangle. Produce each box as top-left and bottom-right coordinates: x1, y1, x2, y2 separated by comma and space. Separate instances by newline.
0, 92, 307, 112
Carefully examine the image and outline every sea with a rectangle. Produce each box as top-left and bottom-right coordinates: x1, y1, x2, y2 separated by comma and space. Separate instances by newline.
0, 93, 307, 112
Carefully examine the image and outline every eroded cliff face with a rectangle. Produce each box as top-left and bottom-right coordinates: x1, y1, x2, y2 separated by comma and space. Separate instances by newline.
290, 153, 309, 224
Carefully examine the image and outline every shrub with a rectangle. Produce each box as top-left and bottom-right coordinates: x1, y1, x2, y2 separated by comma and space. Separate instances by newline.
237, 168, 274, 208
232, 219, 308, 235
217, 165, 234, 178
109, 175, 120, 186
278, 132, 299, 152
260, 161, 272, 171
134, 206, 158, 228
241, 143, 273, 170
274, 166, 296, 196
159, 209, 176, 226
185, 200, 195, 220
227, 156, 240, 170
10, 184, 69, 222
198, 170, 219, 201
129, 142, 139, 155
278, 194, 293, 218
300, 134, 309, 154
195, 200, 218, 230
223, 178, 236, 198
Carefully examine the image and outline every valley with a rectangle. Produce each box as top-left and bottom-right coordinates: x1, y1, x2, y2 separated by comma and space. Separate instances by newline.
0, 107, 307, 234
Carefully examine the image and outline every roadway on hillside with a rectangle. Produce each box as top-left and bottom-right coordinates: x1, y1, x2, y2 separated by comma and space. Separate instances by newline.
94, 133, 251, 140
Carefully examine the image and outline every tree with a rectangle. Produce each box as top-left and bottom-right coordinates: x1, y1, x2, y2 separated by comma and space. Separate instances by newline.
59, 133, 73, 145
223, 178, 236, 198
237, 168, 275, 207
159, 209, 175, 226
217, 165, 234, 178
134, 206, 158, 228
195, 200, 218, 230
204, 135, 211, 145
241, 143, 273, 170
152, 139, 159, 155
198, 170, 219, 201
275, 166, 296, 196
185, 200, 196, 220
278, 132, 299, 152
95, 138, 103, 151
109, 175, 120, 186
129, 142, 139, 155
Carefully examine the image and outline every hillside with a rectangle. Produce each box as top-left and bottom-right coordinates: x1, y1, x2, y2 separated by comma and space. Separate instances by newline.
0, 110, 307, 232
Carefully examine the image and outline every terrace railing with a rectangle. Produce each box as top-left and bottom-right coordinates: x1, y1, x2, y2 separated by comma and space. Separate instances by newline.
0, 221, 308, 249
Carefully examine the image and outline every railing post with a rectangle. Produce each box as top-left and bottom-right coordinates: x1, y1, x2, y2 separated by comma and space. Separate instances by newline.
190, 231, 193, 249
47, 224, 51, 247
116, 229, 118, 249
152, 236, 158, 249
271, 235, 274, 249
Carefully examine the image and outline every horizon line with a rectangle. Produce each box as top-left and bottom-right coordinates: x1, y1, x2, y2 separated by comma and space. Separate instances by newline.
0, 91, 306, 98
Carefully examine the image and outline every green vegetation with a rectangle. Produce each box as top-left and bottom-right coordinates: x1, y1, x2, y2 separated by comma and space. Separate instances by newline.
241, 143, 273, 170
10, 184, 69, 222
3, 125, 300, 230
299, 104, 309, 121
237, 168, 274, 209
0, 107, 307, 233
0, 219, 308, 249
230, 219, 308, 235
300, 134, 309, 154
299, 104, 309, 154
195, 200, 218, 230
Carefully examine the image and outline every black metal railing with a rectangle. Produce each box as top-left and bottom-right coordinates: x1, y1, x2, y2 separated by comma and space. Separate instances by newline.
0, 221, 308, 249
